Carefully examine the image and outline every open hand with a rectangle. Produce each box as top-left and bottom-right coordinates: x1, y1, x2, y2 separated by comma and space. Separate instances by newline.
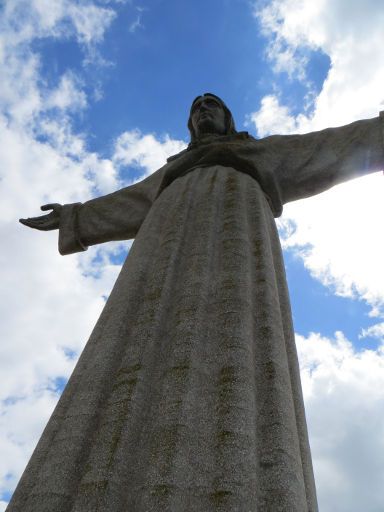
19, 203, 62, 231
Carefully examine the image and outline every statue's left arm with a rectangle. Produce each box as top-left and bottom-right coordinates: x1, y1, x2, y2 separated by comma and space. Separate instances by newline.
264, 112, 384, 204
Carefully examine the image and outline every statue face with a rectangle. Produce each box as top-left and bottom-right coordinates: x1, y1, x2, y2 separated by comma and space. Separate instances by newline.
190, 96, 226, 137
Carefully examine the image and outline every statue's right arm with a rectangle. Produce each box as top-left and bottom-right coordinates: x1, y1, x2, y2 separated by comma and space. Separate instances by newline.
20, 169, 164, 255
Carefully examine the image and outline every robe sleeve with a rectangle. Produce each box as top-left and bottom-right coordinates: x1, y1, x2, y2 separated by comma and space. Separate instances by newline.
263, 112, 384, 205
58, 168, 165, 255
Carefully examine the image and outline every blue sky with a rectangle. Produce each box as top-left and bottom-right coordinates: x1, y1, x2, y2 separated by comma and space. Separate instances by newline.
1, 1, 384, 511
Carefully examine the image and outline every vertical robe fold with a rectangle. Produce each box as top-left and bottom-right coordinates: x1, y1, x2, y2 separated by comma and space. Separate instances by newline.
8, 114, 384, 511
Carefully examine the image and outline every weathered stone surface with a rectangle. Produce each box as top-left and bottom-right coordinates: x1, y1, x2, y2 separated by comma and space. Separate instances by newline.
12, 96, 384, 511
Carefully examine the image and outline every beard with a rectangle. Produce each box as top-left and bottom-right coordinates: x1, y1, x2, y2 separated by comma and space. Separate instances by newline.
196, 115, 225, 137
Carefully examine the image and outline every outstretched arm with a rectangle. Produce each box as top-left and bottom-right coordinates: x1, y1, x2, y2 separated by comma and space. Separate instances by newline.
262, 112, 384, 204
20, 168, 166, 255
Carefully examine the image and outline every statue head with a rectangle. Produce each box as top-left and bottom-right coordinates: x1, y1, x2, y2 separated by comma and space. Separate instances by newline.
188, 93, 237, 143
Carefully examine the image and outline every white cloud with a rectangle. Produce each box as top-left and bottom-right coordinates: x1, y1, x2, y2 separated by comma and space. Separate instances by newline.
129, 14, 142, 33
113, 129, 187, 178
0, 390, 60, 493
253, 0, 384, 126
247, 94, 305, 137
360, 322, 384, 341
46, 72, 87, 112
67, 2, 116, 45
279, 173, 384, 317
298, 331, 384, 511
1, 0, 117, 49
253, 0, 324, 79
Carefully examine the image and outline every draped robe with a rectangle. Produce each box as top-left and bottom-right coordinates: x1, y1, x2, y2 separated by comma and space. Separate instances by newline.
8, 114, 384, 512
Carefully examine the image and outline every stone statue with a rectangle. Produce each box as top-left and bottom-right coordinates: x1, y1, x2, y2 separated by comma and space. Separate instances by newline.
10, 94, 384, 512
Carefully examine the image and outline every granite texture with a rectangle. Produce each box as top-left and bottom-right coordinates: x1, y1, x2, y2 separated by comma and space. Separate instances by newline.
9, 113, 384, 511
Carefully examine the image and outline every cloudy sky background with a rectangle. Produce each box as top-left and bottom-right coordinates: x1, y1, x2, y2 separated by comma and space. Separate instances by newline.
0, 0, 383, 510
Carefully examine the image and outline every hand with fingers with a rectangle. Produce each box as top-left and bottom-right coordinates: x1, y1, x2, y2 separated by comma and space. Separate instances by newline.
19, 203, 63, 231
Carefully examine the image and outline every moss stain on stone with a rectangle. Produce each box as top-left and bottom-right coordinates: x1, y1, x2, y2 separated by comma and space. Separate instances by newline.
208, 172, 217, 194
216, 366, 238, 408
259, 325, 273, 339
221, 238, 237, 250
108, 431, 122, 465
220, 278, 237, 292
151, 484, 171, 497
265, 361, 276, 380
82, 462, 92, 478
221, 219, 236, 233
219, 366, 236, 386
217, 429, 235, 446
225, 174, 237, 193
116, 363, 142, 376
253, 239, 263, 258
167, 364, 190, 383
79, 479, 108, 496
149, 424, 182, 478
209, 489, 233, 507
146, 287, 162, 302
112, 376, 138, 392
224, 176, 237, 210
105, 363, 141, 468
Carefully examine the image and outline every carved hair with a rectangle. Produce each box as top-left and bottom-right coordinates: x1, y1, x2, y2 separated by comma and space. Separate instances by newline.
187, 93, 237, 143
